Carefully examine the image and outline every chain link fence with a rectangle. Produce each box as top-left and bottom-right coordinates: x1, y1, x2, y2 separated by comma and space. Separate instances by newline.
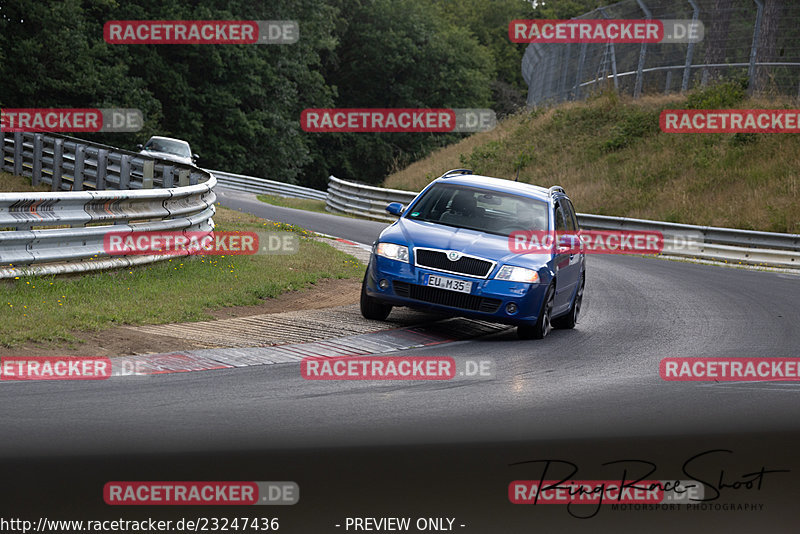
523, 0, 800, 105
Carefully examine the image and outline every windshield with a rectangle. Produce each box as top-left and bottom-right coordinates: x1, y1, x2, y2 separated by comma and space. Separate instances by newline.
143, 138, 191, 158
406, 183, 549, 236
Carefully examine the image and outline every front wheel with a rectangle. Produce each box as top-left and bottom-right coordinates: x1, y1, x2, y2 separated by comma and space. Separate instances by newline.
517, 283, 554, 340
552, 272, 584, 329
360, 273, 392, 321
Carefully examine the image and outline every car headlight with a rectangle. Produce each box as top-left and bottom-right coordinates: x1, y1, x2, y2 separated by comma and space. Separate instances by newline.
376, 242, 409, 263
495, 265, 540, 283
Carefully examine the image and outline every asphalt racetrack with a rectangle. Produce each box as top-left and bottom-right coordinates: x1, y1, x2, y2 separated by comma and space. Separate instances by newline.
1, 188, 798, 532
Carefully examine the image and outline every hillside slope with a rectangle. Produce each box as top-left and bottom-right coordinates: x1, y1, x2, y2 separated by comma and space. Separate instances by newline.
384, 84, 799, 233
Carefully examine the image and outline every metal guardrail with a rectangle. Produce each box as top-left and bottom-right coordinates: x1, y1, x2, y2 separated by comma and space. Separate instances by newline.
327, 175, 418, 222
577, 213, 799, 267
1, 132, 216, 279
325, 176, 800, 269
211, 169, 327, 201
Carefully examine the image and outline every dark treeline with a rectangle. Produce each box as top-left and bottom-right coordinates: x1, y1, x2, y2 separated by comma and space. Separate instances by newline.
0, 0, 602, 188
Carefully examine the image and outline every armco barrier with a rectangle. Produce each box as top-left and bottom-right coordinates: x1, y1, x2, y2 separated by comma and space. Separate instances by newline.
210, 169, 326, 201
327, 175, 417, 222
1, 132, 216, 279
326, 175, 800, 268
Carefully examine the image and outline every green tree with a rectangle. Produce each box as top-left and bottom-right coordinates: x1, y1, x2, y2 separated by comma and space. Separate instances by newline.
304, 0, 494, 186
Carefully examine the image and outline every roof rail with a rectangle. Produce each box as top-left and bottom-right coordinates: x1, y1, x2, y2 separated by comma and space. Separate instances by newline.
440, 169, 473, 178
548, 185, 566, 195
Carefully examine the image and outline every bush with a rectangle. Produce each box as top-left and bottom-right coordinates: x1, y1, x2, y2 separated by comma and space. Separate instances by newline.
601, 109, 661, 152
685, 79, 748, 110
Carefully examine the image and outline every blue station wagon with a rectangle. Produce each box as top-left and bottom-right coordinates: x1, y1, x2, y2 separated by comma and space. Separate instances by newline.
360, 169, 586, 339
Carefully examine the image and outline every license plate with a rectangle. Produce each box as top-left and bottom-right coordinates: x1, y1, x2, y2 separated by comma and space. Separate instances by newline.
424, 274, 472, 294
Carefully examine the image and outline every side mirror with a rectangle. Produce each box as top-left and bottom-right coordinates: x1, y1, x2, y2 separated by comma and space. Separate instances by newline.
136, 144, 143, 150
192, 153, 200, 162
385, 202, 404, 216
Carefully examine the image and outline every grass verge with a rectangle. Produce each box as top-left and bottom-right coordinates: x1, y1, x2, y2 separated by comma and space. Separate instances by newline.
384, 83, 799, 233
255, 193, 365, 221
256, 194, 329, 214
0, 171, 50, 192
0, 206, 364, 347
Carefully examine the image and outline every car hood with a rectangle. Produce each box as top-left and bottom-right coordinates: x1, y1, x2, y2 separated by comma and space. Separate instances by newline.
380, 218, 550, 269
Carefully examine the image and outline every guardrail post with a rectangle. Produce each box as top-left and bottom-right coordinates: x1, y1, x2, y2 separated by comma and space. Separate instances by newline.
142, 160, 154, 189
178, 169, 190, 187
162, 166, 174, 188
96, 149, 108, 190
0, 134, 7, 172
119, 155, 131, 190
13, 132, 23, 176
51, 138, 64, 191
73, 144, 86, 191
32, 134, 43, 186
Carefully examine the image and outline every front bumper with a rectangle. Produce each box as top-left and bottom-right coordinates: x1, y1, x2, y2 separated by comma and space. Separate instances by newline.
364, 255, 549, 326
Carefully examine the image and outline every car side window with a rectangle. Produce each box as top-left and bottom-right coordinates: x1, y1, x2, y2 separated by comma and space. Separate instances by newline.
563, 202, 575, 231
564, 199, 579, 230
554, 202, 567, 232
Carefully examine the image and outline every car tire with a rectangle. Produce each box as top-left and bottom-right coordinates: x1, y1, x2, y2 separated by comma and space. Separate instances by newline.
517, 283, 555, 340
360, 273, 392, 321
552, 272, 584, 330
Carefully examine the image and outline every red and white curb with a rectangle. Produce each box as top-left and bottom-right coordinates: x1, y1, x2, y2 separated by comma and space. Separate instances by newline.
110, 319, 509, 377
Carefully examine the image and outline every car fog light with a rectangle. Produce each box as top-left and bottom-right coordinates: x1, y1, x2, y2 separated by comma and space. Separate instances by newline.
506, 303, 518, 314
379, 279, 389, 289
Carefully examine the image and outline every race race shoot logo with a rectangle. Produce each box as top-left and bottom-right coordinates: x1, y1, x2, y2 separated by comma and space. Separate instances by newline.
104, 481, 299, 505
0, 357, 112, 380
301, 108, 496, 133
103, 231, 299, 256
509, 230, 664, 255
660, 357, 800, 381
301, 356, 496, 380
661, 110, 800, 133
0, 108, 142, 132
509, 19, 703, 44
104, 21, 298, 45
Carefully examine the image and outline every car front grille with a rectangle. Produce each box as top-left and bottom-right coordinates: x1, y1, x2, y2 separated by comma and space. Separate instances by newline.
392, 281, 501, 313
414, 249, 494, 278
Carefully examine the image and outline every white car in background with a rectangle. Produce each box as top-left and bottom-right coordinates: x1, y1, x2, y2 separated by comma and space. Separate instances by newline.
137, 136, 198, 166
